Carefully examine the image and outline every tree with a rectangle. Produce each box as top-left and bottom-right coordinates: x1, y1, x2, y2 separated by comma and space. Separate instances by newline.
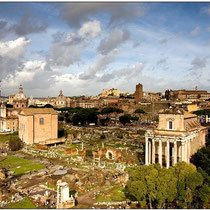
191, 147, 210, 176
58, 115, 64, 121
126, 164, 177, 208
134, 109, 145, 114
193, 109, 210, 117
119, 114, 131, 125
131, 116, 139, 121
9, 136, 23, 151
174, 162, 205, 208
72, 108, 98, 126
126, 162, 210, 209
44, 104, 54, 108
100, 118, 108, 126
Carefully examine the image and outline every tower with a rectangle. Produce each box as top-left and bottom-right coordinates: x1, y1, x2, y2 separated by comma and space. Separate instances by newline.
134, 83, 143, 103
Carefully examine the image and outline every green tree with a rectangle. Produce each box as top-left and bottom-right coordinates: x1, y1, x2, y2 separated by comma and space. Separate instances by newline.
9, 136, 23, 151
174, 162, 205, 208
119, 114, 131, 125
126, 162, 210, 209
134, 109, 145, 114
72, 108, 98, 126
191, 147, 210, 176
126, 164, 177, 208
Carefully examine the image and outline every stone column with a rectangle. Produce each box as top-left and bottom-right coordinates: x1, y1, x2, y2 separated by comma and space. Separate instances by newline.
158, 140, 162, 167
148, 140, 151, 164
152, 139, 155, 164
181, 141, 185, 162
166, 140, 170, 168
185, 140, 188, 163
145, 137, 149, 165
173, 140, 177, 166
188, 139, 191, 163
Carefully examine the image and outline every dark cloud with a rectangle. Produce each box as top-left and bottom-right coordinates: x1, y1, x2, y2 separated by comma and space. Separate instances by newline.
58, 3, 145, 28
0, 20, 7, 30
12, 11, 48, 36
98, 28, 130, 55
190, 57, 207, 70
0, 20, 11, 40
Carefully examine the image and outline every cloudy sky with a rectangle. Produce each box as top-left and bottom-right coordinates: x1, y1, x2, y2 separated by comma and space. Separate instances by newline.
0, 2, 210, 97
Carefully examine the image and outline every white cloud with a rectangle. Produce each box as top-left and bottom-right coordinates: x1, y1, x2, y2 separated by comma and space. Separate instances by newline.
98, 28, 130, 55
78, 20, 101, 39
48, 20, 101, 67
0, 37, 30, 58
3, 60, 46, 88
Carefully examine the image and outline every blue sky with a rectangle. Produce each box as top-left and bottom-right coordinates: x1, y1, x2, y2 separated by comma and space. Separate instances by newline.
0, 2, 210, 97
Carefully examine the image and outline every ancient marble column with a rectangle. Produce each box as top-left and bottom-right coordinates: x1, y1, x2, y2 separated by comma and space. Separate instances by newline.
145, 137, 149, 165
158, 139, 162, 167
152, 139, 155, 164
148, 140, 151, 164
166, 140, 170, 168
185, 140, 188, 163
187, 139, 191, 163
174, 140, 177, 165
181, 141, 185, 162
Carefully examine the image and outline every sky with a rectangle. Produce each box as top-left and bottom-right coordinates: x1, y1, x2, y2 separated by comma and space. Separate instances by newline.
0, 2, 210, 97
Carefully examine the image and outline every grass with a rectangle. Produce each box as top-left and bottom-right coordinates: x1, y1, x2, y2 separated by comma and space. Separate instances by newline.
0, 133, 18, 143
0, 156, 45, 176
4, 197, 36, 209
96, 186, 126, 202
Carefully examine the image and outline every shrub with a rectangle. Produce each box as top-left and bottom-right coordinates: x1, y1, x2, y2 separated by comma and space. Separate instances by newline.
100, 134, 106, 139
9, 136, 23, 151
86, 149, 93, 158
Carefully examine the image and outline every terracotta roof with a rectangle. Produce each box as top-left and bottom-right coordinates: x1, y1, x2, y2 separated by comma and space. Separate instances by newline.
20, 108, 58, 116
183, 111, 197, 119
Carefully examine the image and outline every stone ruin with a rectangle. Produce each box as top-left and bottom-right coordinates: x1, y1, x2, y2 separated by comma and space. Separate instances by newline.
57, 180, 75, 209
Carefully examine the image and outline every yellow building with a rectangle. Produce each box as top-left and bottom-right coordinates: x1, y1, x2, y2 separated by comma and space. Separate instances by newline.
101, 88, 120, 97
19, 108, 58, 145
187, 104, 198, 113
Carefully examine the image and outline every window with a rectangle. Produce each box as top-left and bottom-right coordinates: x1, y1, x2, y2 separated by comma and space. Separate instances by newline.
168, 120, 173, 130
40, 118, 44, 124
13, 122, 15, 126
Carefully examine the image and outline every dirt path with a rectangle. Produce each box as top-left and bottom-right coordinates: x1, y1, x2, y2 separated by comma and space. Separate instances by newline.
77, 187, 100, 205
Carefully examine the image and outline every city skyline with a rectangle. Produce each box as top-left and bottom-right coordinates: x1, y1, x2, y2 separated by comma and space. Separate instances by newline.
1, 2, 210, 97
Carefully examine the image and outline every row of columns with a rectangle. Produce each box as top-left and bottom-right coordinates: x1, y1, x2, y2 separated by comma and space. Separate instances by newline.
145, 137, 192, 168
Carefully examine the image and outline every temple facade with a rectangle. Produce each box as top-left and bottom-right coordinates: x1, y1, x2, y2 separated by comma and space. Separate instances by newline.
145, 107, 207, 168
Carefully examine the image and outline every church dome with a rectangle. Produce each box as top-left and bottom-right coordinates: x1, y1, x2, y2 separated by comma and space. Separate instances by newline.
14, 85, 27, 101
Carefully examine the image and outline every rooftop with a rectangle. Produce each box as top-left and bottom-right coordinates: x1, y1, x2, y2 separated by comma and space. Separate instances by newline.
19, 108, 58, 116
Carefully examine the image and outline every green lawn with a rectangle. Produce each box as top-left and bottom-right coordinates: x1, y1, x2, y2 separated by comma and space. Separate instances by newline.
96, 186, 126, 202
0, 156, 45, 176
4, 197, 36, 209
